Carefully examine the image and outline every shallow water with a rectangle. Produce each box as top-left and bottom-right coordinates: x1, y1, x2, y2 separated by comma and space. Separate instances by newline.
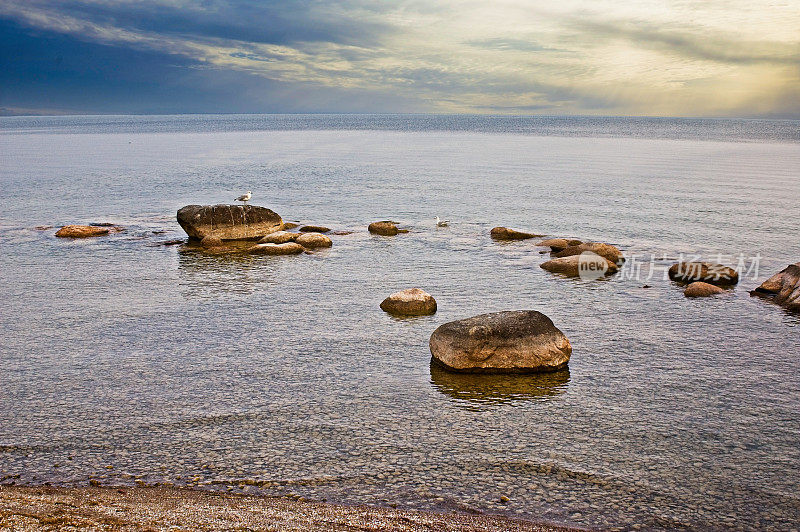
1, 115, 799, 530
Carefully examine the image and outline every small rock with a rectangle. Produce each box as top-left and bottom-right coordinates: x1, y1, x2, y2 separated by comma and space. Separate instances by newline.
490, 227, 541, 240
553, 242, 624, 264
55, 225, 111, 238
34, 225, 53, 231
248, 242, 305, 255
90, 222, 116, 227
380, 288, 437, 316
500, 495, 510, 503
160, 239, 184, 246
331, 230, 354, 235
282, 222, 300, 230
369, 221, 401, 236
684, 282, 725, 297
668, 262, 738, 286
295, 232, 332, 249
299, 225, 331, 233
259, 231, 300, 244
540, 253, 618, 278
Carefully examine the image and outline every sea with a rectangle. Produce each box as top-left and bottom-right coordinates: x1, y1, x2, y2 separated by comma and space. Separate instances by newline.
1, 114, 798, 530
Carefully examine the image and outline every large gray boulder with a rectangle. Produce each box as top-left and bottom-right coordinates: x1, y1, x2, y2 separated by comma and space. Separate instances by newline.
177, 204, 282, 241
429, 310, 571, 373
750, 262, 800, 312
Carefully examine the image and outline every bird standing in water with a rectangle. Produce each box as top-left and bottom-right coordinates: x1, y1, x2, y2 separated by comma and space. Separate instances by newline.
236, 191, 252, 203
436, 216, 449, 227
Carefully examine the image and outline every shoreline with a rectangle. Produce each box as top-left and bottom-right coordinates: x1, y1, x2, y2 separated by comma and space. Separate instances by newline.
0, 485, 581, 531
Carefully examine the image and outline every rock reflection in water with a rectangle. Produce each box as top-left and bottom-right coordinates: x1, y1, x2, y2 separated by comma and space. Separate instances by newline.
177, 245, 283, 298
429, 361, 570, 410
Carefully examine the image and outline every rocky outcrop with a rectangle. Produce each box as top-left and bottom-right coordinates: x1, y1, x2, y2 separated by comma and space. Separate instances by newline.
259, 231, 300, 244
295, 232, 332, 249
248, 242, 305, 255
750, 263, 800, 312
536, 238, 582, 252
429, 310, 571, 373
552, 242, 623, 264
490, 227, 541, 240
369, 221, 405, 236
668, 262, 738, 286
380, 288, 437, 316
55, 225, 113, 238
177, 204, 282, 241
299, 225, 331, 233
540, 253, 618, 278
684, 282, 725, 297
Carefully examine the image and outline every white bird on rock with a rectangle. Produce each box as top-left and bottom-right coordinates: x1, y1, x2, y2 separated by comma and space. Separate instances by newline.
235, 191, 252, 203
435, 216, 449, 227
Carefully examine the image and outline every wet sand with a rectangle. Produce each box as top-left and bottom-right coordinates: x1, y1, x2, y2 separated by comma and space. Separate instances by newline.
0, 486, 579, 531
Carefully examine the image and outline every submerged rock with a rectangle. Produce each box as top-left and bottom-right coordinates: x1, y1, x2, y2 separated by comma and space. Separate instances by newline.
540, 253, 618, 278
380, 288, 437, 316
200, 236, 224, 248
259, 231, 300, 244
750, 262, 800, 312
553, 242, 624, 264
684, 281, 725, 297
668, 262, 738, 286
295, 232, 332, 249
177, 204, 282, 241
369, 221, 401, 236
490, 227, 541, 240
299, 225, 331, 233
55, 225, 111, 238
429, 310, 571, 373
282, 222, 300, 230
248, 242, 305, 255
536, 238, 582, 252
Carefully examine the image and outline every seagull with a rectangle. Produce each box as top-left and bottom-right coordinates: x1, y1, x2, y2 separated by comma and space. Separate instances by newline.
435, 216, 450, 227
235, 191, 252, 203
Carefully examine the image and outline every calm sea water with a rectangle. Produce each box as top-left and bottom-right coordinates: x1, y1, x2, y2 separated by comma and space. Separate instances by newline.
1, 115, 799, 531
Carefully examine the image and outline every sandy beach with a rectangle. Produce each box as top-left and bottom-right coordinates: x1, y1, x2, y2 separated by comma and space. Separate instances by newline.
0, 486, 578, 531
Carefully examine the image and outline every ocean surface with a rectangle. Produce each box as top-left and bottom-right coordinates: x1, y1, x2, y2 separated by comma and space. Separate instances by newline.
1, 114, 798, 530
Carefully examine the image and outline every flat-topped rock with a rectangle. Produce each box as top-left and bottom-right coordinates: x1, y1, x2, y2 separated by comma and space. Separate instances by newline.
380, 288, 437, 316
259, 231, 300, 244
668, 262, 738, 286
430, 310, 571, 373
295, 232, 332, 249
177, 204, 282, 241
299, 225, 331, 233
490, 227, 541, 240
55, 225, 114, 238
369, 221, 404, 236
248, 242, 305, 255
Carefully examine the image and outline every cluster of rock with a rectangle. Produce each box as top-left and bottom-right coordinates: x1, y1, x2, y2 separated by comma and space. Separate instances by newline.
535, 238, 624, 279
666, 261, 739, 298
750, 263, 800, 312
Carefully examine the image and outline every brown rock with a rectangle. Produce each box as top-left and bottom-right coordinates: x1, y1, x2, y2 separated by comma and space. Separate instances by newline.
259, 231, 300, 244
248, 242, 305, 255
553, 242, 624, 264
299, 225, 331, 233
55, 225, 110, 238
35, 225, 54, 231
177, 204, 282, 241
380, 288, 437, 316
200, 236, 224, 248
668, 262, 738, 286
536, 238, 569, 251
282, 222, 300, 230
684, 282, 725, 297
295, 232, 332, 249
490, 227, 541, 240
540, 253, 618, 278
429, 310, 571, 373
368, 221, 400, 236
751, 263, 800, 312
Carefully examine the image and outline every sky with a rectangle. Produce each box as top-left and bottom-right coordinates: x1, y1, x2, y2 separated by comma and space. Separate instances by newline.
1, 0, 798, 116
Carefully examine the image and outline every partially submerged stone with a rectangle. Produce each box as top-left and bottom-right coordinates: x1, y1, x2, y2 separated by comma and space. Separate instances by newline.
369, 221, 401, 236
299, 225, 331, 233
259, 231, 300, 244
540, 252, 618, 278
553, 242, 623, 264
55, 225, 111, 238
668, 262, 739, 286
248, 242, 305, 255
750, 262, 800, 312
490, 227, 541, 240
429, 310, 571, 373
380, 288, 437, 316
536, 238, 582, 252
684, 282, 725, 297
295, 232, 332, 249
177, 204, 282, 241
